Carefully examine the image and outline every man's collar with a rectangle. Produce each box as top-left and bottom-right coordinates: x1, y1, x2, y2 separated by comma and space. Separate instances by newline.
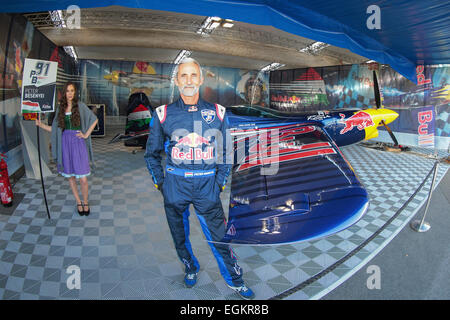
178, 97, 202, 107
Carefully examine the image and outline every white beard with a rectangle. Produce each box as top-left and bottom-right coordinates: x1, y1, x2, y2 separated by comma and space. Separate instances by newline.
180, 85, 199, 97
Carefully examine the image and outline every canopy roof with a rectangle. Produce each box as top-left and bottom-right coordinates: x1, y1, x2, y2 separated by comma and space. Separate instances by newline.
3, 0, 449, 83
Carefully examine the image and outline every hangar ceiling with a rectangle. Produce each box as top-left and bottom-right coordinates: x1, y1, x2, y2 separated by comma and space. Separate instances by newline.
23, 6, 369, 71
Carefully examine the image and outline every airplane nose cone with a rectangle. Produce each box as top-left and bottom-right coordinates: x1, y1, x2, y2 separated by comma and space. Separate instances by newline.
375, 108, 398, 125
362, 108, 399, 141
363, 108, 398, 126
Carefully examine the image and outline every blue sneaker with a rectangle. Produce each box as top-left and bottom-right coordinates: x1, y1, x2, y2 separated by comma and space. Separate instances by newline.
184, 272, 198, 288
227, 284, 255, 300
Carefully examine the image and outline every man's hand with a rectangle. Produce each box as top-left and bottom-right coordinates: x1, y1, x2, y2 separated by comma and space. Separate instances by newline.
217, 182, 225, 192
155, 183, 163, 193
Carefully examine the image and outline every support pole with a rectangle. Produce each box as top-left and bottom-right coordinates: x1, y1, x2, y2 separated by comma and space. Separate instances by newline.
410, 161, 439, 232
36, 114, 51, 219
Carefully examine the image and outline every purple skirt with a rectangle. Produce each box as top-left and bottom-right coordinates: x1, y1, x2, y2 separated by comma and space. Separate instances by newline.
59, 130, 90, 178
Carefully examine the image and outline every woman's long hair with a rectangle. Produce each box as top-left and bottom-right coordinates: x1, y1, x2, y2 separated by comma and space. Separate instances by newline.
57, 82, 81, 129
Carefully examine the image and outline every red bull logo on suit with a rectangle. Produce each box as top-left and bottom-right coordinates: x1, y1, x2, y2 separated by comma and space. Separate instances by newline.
172, 132, 214, 161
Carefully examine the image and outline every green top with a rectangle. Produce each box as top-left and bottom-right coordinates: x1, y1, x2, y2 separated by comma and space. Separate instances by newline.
64, 112, 81, 130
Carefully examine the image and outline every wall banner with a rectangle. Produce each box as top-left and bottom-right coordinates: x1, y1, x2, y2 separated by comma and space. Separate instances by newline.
416, 106, 435, 148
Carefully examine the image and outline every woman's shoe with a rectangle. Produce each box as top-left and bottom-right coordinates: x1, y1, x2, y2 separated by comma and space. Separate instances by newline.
83, 203, 90, 216
77, 203, 84, 216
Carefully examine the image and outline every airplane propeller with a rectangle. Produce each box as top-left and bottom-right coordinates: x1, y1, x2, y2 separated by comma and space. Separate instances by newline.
372, 68, 402, 149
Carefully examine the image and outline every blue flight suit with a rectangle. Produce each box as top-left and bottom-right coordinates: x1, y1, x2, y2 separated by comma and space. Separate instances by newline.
144, 98, 244, 287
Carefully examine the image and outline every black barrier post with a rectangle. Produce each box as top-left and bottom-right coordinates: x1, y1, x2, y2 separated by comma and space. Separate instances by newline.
36, 114, 51, 219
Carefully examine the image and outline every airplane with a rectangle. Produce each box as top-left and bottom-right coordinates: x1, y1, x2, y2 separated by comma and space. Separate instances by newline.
221, 103, 398, 245
219, 70, 399, 245
109, 91, 153, 150
103, 61, 170, 88
104, 70, 170, 88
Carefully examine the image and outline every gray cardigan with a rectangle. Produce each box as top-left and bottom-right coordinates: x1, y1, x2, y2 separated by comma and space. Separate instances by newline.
50, 102, 98, 171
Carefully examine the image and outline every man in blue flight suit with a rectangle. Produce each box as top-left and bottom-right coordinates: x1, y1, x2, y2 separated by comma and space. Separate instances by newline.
144, 58, 254, 299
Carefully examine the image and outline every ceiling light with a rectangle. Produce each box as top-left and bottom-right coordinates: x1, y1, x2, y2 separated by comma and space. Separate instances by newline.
197, 16, 221, 35
49, 10, 66, 28
173, 50, 192, 65
260, 62, 285, 72
222, 19, 234, 28
63, 46, 78, 60
210, 21, 221, 29
197, 16, 234, 34
299, 41, 330, 55
196, 17, 211, 34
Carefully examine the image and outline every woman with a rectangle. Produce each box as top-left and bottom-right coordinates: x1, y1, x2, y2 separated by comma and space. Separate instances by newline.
36, 82, 98, 216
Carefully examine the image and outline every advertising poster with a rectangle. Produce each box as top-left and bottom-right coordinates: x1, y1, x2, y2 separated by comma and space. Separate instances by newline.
21, 58, 58, 115
270, 67, 330, 112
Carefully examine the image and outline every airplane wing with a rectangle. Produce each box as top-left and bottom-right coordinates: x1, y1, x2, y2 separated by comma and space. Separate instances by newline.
221, 119, 369, 245
126, 73, 170, 82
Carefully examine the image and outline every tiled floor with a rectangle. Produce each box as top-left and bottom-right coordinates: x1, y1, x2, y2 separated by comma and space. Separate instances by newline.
0, 127, 448, 300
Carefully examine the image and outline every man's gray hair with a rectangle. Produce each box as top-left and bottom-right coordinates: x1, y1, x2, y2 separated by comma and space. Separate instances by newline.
174, 57, 203, 79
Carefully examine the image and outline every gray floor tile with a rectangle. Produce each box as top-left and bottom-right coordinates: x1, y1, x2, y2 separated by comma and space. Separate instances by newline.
0, 127, 448, 300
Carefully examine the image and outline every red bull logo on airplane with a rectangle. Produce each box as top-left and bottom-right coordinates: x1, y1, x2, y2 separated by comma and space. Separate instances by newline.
339, 111, 375, 134
172, 132, 214, 161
